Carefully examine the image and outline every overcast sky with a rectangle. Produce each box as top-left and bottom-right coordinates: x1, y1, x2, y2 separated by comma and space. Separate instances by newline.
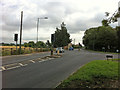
1, 0, 120, 44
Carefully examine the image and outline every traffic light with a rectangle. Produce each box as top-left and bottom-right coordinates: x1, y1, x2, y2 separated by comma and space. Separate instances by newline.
14, 34, 18, 41
51, 34, 55, 43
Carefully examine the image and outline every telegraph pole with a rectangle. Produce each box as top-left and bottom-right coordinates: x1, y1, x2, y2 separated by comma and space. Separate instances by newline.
19, 11, 23, 54
37, 18, 39, 43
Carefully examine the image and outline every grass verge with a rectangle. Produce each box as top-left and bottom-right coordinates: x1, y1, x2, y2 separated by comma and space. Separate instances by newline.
57, 60, 119, 88
85, 49, 119, 54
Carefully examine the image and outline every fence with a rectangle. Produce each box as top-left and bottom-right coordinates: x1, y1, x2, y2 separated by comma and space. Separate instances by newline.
1, 47, 51, 56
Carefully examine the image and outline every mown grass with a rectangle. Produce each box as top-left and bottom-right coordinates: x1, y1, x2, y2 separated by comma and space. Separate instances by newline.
57, 60, 119, 88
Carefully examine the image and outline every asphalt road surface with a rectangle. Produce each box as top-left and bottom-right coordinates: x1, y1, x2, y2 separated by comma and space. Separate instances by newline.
2, 52, 50, 65
2, 49, 118, 88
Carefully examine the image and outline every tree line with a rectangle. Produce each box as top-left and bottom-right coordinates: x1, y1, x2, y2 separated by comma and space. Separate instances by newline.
83, 6, 120, 52
83, 22, 119, 52
83, 13, 120, 52
1, 41, 51, 48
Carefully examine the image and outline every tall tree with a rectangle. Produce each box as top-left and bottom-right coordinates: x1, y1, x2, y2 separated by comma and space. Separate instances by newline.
83, 25, 117, 51
54, 22, 71, 47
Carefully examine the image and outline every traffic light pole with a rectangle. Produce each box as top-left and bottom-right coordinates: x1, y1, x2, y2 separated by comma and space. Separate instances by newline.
16, 41, 17, 51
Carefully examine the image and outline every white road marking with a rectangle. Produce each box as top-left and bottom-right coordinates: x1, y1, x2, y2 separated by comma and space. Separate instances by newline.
22, 64, 28, 66
19, 63, 24, 66
30, 60, 35, 63
1, 66, 6, 70
2, 55, 60, 71
38, 59, 46, 62
48, 58, 54, 60
38, 61, 43, 62
7, 66, 20, 70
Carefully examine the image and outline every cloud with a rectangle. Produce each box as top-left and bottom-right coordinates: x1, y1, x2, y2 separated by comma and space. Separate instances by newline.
1, 0, 119, 44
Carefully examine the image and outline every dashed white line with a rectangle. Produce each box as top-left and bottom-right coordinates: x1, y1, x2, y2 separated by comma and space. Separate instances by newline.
21, 64, 28, 66
1, 66, 6, 70
30, 60, 35, 63
7, 66, 20, 70
38, 61, 43, 62
19, 63, 24, 66
48, 58, 54, 60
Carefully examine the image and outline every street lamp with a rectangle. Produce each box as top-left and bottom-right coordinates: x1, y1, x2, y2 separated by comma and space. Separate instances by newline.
36, 17, 48, 43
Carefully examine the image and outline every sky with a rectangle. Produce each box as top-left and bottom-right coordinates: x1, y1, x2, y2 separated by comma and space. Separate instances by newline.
1, 0, 120, 45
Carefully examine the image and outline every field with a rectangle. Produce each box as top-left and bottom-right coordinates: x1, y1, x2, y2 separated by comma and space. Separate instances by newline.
57, 59, 119, 88
0, 46, 25, 48
0, 46, 51, 56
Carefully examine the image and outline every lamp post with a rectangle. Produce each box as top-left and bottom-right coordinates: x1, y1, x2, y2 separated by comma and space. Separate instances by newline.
36, 17, 48, 49
36, 17, 48, 43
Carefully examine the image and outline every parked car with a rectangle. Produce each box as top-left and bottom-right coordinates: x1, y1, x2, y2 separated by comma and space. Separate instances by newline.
56, 47, 64, 53
69, 47, 74, 50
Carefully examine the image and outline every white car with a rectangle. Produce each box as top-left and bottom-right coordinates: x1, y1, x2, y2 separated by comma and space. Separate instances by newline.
56, 47, 64, 53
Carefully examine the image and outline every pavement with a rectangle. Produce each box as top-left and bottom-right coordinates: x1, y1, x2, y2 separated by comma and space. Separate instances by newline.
2, 49, 118, 88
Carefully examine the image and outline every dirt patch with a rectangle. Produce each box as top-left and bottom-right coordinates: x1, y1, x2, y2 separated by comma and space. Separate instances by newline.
59, 78, 120, 88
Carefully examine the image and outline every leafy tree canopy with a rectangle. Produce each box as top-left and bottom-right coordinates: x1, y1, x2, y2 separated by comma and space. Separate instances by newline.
54, 22, 71, 47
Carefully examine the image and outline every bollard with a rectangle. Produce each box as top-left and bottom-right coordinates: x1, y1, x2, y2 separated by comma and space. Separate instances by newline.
51, 50, 53, 56
2, 48, 4, 55
11, 48, 13, 55
57, 50, 59, 55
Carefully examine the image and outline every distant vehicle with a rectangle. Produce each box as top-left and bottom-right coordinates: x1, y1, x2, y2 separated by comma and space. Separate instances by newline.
69, 47, 74, 50
56, 47, 64, 53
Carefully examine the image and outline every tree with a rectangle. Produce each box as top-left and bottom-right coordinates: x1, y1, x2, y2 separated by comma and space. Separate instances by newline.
83, 26, 118, 52
54, 22, 71, 47
83, 5, 120, 52
28, 41, 35, 48
79, 43, 82, 48
24, 42, 28, 47
46, 40, 51, 47
102, 19, 109, 26
36, 41, 47, 48
105, 6, 120, 23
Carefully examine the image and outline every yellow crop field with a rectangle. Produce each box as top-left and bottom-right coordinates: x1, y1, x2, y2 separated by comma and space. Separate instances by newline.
1, 46, 50, 56
0, 46, 28, 49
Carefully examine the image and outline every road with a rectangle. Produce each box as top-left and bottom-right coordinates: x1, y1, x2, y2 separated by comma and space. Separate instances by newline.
2, 49, 118, 88
2, 52, 50, 65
